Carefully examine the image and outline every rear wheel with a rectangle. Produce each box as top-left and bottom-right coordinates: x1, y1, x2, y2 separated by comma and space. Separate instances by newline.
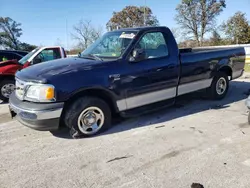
207, 72, 229, 100
0, 79, 15, 102
64, 97, 111, 138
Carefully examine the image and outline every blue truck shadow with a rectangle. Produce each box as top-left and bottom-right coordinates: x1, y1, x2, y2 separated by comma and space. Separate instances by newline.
51, 80, 250, 139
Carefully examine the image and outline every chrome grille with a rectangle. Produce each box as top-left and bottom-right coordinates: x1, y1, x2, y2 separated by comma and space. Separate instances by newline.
15, 79, 26, 100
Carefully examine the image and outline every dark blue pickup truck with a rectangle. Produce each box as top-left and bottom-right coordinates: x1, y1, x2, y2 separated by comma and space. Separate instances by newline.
9, 26, 245, 138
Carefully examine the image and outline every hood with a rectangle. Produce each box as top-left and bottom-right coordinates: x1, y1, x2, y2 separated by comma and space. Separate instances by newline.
16, 57, 101, 83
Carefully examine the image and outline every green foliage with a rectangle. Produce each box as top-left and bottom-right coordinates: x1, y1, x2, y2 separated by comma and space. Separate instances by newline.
222, 11, 250, 44
0, 17, 22, 50
175, 0, 226, 46
0, 17, 36, 51
210, 30, 222, 46
19, 42, 37, 51
106, 6, 159, 30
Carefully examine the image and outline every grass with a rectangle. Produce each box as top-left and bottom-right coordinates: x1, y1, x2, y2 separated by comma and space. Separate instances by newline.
245, 63, 250, 72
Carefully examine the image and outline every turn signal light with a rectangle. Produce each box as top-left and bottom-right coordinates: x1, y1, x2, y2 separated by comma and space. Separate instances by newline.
45, 87, 54, 100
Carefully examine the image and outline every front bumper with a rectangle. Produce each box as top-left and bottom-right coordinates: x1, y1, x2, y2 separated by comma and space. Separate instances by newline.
9, 93, 64, 131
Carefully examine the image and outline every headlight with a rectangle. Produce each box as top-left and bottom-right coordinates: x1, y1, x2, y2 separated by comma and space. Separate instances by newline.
25, 84, 55, 102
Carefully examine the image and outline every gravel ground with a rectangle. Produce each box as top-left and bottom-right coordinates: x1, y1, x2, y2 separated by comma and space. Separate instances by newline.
1, 76, 250, 188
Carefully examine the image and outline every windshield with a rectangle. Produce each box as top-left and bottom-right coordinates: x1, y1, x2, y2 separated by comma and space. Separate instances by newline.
18, 47, 40, 64
81, 31, 138, 59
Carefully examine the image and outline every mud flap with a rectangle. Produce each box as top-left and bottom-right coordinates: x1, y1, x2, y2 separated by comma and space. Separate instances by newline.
8, 105, 17, 119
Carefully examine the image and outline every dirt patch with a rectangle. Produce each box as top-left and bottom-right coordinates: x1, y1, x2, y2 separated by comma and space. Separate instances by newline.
0, 113, 13, 124
239, 122, 250, 128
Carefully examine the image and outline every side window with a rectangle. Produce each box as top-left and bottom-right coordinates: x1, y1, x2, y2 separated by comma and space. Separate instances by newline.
33, 48, 61, 64
135, 32, 168, 59
12, 53, 22, 60
2, 52, 13, 61
0, 53, 5, 61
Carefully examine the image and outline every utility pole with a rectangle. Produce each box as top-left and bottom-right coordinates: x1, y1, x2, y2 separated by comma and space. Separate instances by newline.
144, 0, 146, 26
65, 19, 69, 50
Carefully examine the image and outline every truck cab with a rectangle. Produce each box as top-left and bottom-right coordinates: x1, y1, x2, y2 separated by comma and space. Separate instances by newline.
0, 46, 66, 101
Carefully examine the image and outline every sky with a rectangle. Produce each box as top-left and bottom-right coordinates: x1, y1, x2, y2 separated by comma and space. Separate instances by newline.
1, 0, 250, 49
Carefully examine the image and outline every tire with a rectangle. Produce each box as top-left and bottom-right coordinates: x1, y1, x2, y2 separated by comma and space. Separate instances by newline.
64, 97, 111, 138
207, 72, 229, 100
0, 79, 15, 102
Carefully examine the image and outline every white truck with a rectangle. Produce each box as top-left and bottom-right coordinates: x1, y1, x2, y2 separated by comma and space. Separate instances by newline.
0, 46, 67, 101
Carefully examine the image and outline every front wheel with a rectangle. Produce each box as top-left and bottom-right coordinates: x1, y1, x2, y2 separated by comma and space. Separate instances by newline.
64, 97, 111, 138
207, 72, 229, 100
0, 79, 15, 102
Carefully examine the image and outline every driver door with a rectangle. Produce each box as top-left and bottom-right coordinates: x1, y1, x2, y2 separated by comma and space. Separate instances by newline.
123, 31, 179, 110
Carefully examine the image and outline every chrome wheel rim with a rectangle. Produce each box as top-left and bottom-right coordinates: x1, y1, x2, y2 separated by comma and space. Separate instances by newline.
216, 77, 227, 95
1, 83, 15, 98
77, 107, 104, 135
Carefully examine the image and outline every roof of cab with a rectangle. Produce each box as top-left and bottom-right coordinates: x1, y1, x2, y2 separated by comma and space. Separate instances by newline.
110, 26, 169, 32
0, 49, 28, 53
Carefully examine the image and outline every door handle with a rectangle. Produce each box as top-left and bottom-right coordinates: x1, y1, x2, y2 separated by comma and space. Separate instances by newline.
167, 64, 175, 69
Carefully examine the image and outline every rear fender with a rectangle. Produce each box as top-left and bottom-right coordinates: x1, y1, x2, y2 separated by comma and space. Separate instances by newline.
215, 59, 233, 79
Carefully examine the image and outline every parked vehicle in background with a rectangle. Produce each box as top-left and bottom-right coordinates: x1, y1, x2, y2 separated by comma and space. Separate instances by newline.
0, 50, 28, 62
9, 26, 246, 138
0, 46, 66, 101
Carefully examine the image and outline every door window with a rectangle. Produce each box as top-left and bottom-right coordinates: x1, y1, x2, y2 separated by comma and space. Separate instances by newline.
135, 32, 168, 59
33, 48, 61, 64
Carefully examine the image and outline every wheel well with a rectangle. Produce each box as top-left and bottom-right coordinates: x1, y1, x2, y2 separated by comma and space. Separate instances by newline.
63, 89, 119, 118
0, 75, 15, 80
219, 66, 232, 80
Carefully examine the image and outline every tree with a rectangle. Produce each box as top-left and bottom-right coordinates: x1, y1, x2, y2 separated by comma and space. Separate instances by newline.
222, 11, 250, 44
19, 43, 37, 51
106, 6, 159, 30
171, 27, 182, 43
175, 0, 226, 46
209, 30, 222, 45
72, 20, 102, 50
0, 17, 22, 50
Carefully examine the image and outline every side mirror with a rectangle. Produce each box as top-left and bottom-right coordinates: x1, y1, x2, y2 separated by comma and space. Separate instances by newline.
32, 57, 42, 64
129, 48, 146, 62
78, 52, 81, 57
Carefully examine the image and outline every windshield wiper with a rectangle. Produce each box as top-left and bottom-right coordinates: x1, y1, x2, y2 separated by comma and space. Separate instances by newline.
80, 54, 103, 61
88, 54, 103, 61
